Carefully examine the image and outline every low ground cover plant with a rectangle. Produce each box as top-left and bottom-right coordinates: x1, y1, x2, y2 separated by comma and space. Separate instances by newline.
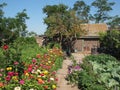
66, 54, 120, 90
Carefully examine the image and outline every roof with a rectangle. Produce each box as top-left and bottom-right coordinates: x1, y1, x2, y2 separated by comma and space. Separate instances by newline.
81, 23, 108, 36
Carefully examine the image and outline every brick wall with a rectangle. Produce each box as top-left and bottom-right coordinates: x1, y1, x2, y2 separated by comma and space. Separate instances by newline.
74, 38, 99, 53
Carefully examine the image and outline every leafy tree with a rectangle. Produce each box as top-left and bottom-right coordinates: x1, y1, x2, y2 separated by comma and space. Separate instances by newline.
15, 9, 29, 37
73, 0, 90, 23
43, 4, 85, 56
107, 15, 120, 30
28, 31, 37, 37
91, 0, 115, 23
0, 3, 29, 44
99, 30, 120, 60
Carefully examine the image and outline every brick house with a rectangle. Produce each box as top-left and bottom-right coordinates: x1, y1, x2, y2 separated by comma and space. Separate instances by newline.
73, 23, 108, 53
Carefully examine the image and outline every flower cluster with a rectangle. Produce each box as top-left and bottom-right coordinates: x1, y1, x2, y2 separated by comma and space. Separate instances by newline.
0, 45, 63, 90
66, 62, 82, 85
68, 64, 81, 74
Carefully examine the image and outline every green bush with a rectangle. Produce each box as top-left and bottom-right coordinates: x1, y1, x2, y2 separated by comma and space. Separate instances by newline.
78, 54, 120, 90
78, 59, 105, 90
99, 30, 120, 60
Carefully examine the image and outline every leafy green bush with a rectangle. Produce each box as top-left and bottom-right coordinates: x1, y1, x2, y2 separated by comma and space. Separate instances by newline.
78, 59, 106, 90
99, 30, 120, 60
78, 54, 120, 90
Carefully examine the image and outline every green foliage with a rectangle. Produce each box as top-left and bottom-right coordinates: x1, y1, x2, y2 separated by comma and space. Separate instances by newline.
107, 15, 120, 30
73, 0, 90, 23
77, 59, 106, 90
67, 54, 120, 90
80, 54, 120, 90
46, 42, 61, 49
91, 0, 115, 23
0, 3, 29, 45
66, 57, 82, 85
99, 30, 120, 60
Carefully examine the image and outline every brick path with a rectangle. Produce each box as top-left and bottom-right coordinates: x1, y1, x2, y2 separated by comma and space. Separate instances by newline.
56, 53, 86, 90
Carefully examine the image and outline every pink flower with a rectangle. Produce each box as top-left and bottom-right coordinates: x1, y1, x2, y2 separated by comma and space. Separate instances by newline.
0, 69, 4, 72
19, 80, 25, 85
14, 61, 19, 65
28, 67, 32, 72
8, 71, 14, 76
0, 73, 2, 76
14, 72, 18, 76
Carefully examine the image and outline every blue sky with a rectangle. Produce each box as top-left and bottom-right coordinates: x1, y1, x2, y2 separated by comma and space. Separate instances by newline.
0, 0, 120, 35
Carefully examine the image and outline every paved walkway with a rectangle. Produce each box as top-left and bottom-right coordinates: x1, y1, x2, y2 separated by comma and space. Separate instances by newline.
56, 53, 87, 90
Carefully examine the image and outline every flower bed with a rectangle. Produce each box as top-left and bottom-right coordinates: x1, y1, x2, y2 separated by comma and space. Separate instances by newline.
0, 42, 63, 90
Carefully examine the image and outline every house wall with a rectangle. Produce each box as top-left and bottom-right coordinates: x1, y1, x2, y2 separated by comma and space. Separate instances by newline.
74, 38, 99, 53
35, 36, 44, 47
74, 39, 83, 52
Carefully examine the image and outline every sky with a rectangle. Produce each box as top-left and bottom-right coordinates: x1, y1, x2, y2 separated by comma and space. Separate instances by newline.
0, 0, 120, 35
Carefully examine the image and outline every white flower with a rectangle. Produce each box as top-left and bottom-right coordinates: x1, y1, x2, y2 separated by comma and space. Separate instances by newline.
37, 69, 42, 73
50, 77, 54, 81
14, 86, 21, 90
31, 69, 35, 74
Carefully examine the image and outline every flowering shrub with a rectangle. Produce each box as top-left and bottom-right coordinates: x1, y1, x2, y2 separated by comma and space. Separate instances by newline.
0, 43, 63, 90
66, 63, 82, 85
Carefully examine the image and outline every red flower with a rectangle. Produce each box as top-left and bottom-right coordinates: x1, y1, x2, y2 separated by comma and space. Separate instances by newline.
40, 73, 44, 77
5, 75, 11, 81
32, 59, 36, 63
7, 72, 14, 76
55, 78, 58, 81
3, 45, 8, 50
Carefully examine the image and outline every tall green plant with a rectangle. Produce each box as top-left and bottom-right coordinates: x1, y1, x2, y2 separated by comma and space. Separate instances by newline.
99, 30, 120, 60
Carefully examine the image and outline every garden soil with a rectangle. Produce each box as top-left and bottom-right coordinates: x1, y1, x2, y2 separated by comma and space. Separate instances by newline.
56, 52, 88, 90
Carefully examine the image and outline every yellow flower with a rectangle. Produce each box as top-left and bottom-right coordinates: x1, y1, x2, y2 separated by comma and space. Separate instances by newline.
25, 73, 29, 76
48, 61, 51, 64
43, 70, 48, 75
52, 85, 56, 89
6, 67, 12, 71
46, 63, 48, 65
12, 76, 18, 81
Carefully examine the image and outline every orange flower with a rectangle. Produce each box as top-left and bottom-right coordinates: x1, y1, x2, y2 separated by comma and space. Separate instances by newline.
0, 82, 4, 88
44, 85, 48, 89
38, 78, 44, 84
36, 54, 41, 58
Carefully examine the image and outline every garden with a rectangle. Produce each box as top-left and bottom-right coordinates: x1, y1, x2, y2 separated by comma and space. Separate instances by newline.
1, 0, 120, 89
66, 30, 120, 90
0, 37, 64, 90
